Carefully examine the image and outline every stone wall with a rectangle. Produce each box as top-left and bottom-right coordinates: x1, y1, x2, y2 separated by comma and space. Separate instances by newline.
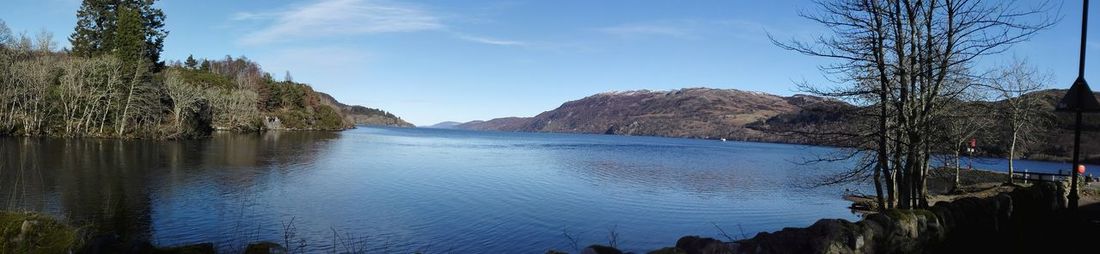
724, 182, 1069, 254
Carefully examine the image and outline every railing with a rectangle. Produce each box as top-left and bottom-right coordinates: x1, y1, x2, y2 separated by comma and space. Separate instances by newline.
1011, 170, 1070, 183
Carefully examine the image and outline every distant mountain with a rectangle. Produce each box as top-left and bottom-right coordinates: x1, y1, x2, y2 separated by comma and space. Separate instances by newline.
315, 92, 415, 128
457, 88, 849, 143
426, 121, 464, 129
457, 117, 532, 131
458, 87, 1100, 163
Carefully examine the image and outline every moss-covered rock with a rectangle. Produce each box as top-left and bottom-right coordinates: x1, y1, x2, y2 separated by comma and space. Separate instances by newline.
0, 212, 80, 253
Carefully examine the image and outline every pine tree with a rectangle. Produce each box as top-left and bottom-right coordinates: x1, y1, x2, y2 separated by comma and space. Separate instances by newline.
69, 0, 110, 56
69, 0, 167, 67
110, 4, 146, 69
184, 54, 197, 69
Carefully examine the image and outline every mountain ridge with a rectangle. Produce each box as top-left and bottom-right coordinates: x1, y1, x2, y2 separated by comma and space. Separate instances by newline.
315, 92, 414, 128
449, 87, 1099, 163
455, 87, 845, 143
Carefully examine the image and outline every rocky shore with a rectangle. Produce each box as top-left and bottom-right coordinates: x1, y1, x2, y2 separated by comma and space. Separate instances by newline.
563, 175, 1100, 254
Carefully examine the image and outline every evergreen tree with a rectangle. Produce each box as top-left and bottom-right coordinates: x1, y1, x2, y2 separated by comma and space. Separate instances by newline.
69, 0, 167, 67
185, 54, 197, 69
110, 4, 146, 69
69, 0, 110, 56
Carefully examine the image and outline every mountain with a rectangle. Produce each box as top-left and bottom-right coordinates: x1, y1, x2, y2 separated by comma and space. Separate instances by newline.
459, 87, 1100, 163
457, 88, 849, 143
315, 92, 414, 128
457, 117, 532, 131
426, 121, 464, 129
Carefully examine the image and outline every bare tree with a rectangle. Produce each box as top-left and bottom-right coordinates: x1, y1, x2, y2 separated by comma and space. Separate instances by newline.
774, 0, 1055, 209
33, 29, 54, 54
990, 59, 1051, 183
0, 19, 13, 47
934, 97, 992, 191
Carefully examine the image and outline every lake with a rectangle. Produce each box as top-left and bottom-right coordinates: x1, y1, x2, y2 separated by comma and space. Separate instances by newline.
0, 127, 1086, 253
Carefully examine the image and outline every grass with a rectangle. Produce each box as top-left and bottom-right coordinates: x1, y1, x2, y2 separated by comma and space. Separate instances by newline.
0, 211, 81, 253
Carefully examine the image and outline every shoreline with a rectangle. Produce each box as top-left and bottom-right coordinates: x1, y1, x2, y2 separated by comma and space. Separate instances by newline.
845, 167, 1100, 214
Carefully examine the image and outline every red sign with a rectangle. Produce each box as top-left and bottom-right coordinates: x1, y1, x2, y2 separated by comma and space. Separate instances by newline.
968, 138, 977, 148
1078, 165, 1086, 174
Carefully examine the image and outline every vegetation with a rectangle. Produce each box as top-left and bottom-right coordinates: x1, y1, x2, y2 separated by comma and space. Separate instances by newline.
69, 0, 168, 69
775, 0, 1056, 210
0, 212, 81, 253
0, 0, 414, 138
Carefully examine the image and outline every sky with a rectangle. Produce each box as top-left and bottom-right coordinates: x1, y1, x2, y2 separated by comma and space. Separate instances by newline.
0, 0, 1097, 126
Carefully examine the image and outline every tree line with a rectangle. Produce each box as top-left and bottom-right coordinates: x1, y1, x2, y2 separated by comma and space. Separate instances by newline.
0, 0, 353, 138
776, 0, 1059, 210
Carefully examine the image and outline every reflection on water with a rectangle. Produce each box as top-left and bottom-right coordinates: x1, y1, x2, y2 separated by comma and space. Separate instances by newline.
0, 132, 338, 244
11, 127, 1068, 253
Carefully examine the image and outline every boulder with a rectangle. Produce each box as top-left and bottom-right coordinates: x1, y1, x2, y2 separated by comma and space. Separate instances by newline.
648, 247, 687, 254
244, 241, 287, 254
676, 236, 732, 254
581, 245, 624, 254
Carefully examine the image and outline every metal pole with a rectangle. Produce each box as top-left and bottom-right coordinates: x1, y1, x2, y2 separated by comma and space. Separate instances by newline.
1071, 0, 1090, 209
1082, 0, 1091, 78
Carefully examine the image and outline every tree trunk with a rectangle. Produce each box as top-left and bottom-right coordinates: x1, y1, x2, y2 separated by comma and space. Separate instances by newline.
117, 70, 139, 137
1008, 130, 1017, 184
954, 145, 961, 191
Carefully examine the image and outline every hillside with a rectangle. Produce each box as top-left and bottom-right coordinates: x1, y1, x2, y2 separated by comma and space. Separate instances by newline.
984, 89, 1100, 163
458, 88, 849, 143
426, 121, 464, 129
315, 92, 414, 127
457, 87, 1100, 163
456, 117, 533, 131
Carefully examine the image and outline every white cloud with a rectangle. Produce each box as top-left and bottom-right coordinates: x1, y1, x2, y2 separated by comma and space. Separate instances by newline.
454, 33, 526, 46
236, 0, 444, 45
598, 21, 698, 39
597, 19, 773, 41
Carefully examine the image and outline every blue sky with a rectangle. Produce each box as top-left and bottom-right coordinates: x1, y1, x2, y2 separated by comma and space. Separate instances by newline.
0, 0, 1095, 126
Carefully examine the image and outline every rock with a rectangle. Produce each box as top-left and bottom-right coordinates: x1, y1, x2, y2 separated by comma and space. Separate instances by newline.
158, 243, 216, 254
14, 220, 38, 242
581, 245, 624, 254
675, 236, 732, 254
244, 241, 288, 254
546, 250, 570, 254
648, 247, 688, 254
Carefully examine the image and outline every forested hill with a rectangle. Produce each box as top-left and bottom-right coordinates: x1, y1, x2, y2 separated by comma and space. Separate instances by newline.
0, 0, 410, 139
315, 92, 414, 127
165, 56, 413, 132
0, 34, 409, 138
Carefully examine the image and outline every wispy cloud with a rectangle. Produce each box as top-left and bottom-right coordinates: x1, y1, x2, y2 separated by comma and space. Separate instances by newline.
454, 33, 526, 46
598, 21, 700, 39
236, 0, 444, 45
597, 19, 773, 41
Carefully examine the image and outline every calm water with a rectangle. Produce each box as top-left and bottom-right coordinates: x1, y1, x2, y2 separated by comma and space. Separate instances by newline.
0, 127, 1082, 253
